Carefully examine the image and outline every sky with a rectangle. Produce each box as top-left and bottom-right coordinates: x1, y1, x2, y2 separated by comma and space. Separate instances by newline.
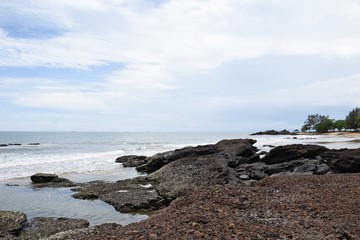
1, 0, 360, 132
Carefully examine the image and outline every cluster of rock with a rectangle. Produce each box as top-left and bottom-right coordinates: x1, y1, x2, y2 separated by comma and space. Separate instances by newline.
72, 139, 360, 215
0, 211, 88, 239
0, 143, 40, 147
13, 138, 360, 239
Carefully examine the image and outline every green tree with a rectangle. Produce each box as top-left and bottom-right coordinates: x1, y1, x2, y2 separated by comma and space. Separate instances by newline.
345, 107, 360, 130
315, 118, 334, 133
301, 114, 332, 133
333, 119, 346, 131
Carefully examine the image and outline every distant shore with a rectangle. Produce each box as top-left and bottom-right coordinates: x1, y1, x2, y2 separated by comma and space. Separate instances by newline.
298, 131, 360, 138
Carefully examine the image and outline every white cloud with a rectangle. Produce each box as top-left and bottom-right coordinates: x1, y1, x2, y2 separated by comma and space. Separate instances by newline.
15, 92, 106, 110
1, 0, 360, 130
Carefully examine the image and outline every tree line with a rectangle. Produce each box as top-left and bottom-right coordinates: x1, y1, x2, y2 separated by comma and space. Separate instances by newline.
301, 107, 360, 133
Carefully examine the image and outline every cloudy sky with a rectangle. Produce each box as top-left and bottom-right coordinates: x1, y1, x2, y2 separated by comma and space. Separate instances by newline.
1, 0, 360, 132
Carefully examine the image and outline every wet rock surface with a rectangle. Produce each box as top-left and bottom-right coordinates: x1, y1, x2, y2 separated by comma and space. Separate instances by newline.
0, 211, 89, 240
19, 217, 89, 239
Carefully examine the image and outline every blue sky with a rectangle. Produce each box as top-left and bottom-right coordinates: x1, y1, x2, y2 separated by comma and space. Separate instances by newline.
1, 0, 360, 132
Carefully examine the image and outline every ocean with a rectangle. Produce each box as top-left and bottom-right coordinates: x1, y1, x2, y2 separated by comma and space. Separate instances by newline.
0, 131, 358, 225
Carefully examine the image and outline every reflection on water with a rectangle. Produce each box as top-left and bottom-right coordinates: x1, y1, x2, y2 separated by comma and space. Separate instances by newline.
0, 185, 147, 226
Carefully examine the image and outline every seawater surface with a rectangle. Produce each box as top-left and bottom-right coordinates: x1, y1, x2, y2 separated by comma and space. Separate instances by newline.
0, 131, 358, 225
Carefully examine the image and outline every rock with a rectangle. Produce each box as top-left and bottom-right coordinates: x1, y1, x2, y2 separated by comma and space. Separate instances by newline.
30, 173, 76, 188
102, 189, 166, 213
263, 144, 276, 148
136, 144, 221, 173
251, 129, 296, 135
320, 148, 360, 173
249, 171, 268, 180
0, 211, 27, 237
29, 143, 40, 145
19, 217, 89, 239
0, 144, 8, 147
31, 173, 59, 183
72, 178, 166, 213
262, 144, 329, 165
8, 143, 21, 146
115, 155, 148, 167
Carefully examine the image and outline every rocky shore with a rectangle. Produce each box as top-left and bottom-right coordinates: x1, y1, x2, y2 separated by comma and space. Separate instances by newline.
1, 138, 359, 239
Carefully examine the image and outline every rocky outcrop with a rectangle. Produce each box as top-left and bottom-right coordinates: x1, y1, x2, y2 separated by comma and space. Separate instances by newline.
30, 173, 76, 188
135, 143, 221, 173
261, 144, 329, 164
73, 139, 360, 214
74, 139, 259, 212
72, 178, 167, 213
251, 129, 296, 135
0, 211, 89, 240
115, 155, 147, 167
320, 148, 360, 173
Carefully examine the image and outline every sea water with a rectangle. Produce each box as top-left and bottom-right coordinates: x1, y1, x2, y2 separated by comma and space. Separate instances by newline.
0, 131, 358, 225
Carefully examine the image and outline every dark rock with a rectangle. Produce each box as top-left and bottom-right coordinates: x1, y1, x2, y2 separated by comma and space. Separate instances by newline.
0, 144, 8, 147
320, 148, 360, 173
147, 155, 230, 201
0, 211, 27, 237
251, 129, 296, 135
29, 143, 40, 145
102, 189, 166, 213
30, 173, 76, 188
115, 155, 148, 167
136, 143, 221, 173
8, 143, 21, 146
31, 173, 59, 183
19, 217, 89, 239
259, 151, 268, 155
263, 144, 275, 148
262, 144, 329, 165
72, 178, 166, 213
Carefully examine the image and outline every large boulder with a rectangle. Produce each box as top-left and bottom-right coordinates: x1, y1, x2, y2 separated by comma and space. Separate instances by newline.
30, 173, 76, 188
261, 144, 329, 165
320, 148, 360, 173
136, 144, 221, 173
